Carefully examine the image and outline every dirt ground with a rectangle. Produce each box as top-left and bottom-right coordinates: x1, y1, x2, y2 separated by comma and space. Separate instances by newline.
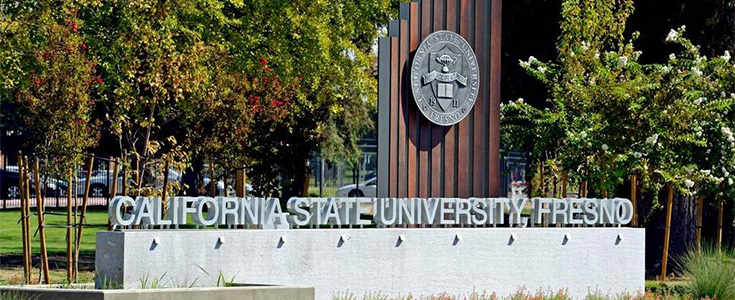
0, 253, 95, 284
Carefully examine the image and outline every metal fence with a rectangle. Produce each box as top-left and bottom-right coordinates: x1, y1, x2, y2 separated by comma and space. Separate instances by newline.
0, 153, 116, 209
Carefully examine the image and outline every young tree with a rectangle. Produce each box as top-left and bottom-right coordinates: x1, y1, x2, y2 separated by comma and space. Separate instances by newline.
1, 2, 100, 172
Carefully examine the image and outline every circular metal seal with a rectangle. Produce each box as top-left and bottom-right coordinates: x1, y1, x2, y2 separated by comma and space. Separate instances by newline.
410, 30, 479, 126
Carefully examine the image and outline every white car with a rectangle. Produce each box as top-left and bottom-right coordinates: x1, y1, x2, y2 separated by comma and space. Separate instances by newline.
71, 169, 182, 197
335, 177, 377, 197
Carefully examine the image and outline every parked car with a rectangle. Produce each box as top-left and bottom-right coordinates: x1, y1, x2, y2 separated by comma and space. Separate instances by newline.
63, 169, 182, 197
335, 177, 377, 197
0, 166, 64, 198
202, 173, 252, 197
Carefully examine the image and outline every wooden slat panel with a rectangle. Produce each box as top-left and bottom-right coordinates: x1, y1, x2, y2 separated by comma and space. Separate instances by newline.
408, 1, 420, 197
472, 0, 487, 196
443, 0, 457, 197
489, 0, 502, 196
430, 0, 445, 197
389, 36, 399, 197
456, 0, 471, 198
399, 18, 409, 196
377, 37, 391, 198
419, 0, 432, 198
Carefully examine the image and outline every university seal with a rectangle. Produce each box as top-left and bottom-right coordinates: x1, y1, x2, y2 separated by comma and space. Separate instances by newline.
410, 30, 479, 126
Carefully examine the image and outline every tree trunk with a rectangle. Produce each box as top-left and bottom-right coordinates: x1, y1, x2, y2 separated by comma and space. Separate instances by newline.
642, 188, 696, 278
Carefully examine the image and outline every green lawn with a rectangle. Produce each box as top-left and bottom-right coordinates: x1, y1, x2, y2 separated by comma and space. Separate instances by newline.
0, 208, 109, 255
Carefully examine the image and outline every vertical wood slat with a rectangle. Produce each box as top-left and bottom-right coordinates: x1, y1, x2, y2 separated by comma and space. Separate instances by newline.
456, 0, 471, 198
408, 1, 420, 197
379, 0, 501, 199
488, 0, 502, 196
444, 0, 458, 197
389, 34, 399, 197
399, 9, 410, 196
376, 37, 391, 198
418, 0, 432, 198
430, 0, 445, 197
472, 0, 487, 196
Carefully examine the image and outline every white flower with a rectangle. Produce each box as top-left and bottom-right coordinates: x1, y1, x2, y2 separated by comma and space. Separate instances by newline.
538, 66, 546, 73
723, 50, 731, 62
692, 67, 703, 77
633, 152, 643, 158
662, 66, 670, 73
580, 131, 588, 139
570, 51, 575, 57
618, 56, 628, 67
528, 56, 538, 63
729, 136, 735, 143
729, 178, 734, 185
684, 179, 695, 188
702, 170, 711, 176
706, 149, 712, 154
602, 144, 609, 151
666, 29, 679, 42
581, 41, 589, 52
731, 93, 735, 99
722, 127, 733, 137
594, 52, 600, 59
722, 92, 727, 98
694, 97, 704, 105
681, 25, 687, 31
516, 98, 524, 104
646, 134, 659, 145
519, 60, 530, 68
669, 53, 676, 61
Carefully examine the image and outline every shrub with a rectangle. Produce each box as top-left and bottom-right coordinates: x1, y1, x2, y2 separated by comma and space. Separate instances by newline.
677, 247, 735, 300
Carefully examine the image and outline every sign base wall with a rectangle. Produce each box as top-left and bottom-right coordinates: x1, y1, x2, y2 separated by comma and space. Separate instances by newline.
96, 228, 644, 299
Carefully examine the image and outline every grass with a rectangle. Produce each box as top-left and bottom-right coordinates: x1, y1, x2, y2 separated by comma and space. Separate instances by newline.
677, 246, 735, 300
0, 208, 106, 285
0, 208, 109, 255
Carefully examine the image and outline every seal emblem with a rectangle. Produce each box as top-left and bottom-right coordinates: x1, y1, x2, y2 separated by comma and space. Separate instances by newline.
411, 30, 479, 126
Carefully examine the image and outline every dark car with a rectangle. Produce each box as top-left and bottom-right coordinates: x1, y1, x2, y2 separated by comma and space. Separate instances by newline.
0, 167, 65, 199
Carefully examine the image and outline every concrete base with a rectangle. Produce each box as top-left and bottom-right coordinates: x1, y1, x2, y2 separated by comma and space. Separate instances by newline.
0, 285, 314, 300
96, 228, 645, 299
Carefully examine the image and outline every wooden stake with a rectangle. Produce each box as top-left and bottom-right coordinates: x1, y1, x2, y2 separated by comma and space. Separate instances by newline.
661, 182, 674, 281
33, 159, 50, 283
74, 155, 94, 281
538, 162, 545, 197
538, 162, 546, 226
66, 168, 74, 282
561, 170, 568, 198
236, 169, 245, 197
717, 197, 724, 252
23, 157, 32, 283
631, 173, 638, 227
18, 153, 30, 283
108, 161, 120, 231
209, 160, 216, 196
161, 159, 170, 216
122, 156, 128, 197
695, 194, 704, 254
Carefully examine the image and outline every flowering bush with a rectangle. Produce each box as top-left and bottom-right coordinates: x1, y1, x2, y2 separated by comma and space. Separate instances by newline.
502, 0, 735, 201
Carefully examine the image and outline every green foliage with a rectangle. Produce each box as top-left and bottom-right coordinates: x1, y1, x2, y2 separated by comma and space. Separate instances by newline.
1, 1, 100, 173
502, 0, 735, 201
677, 246, 735, 300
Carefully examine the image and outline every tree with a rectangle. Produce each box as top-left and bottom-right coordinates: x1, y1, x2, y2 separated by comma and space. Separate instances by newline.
1, 2, 99, 172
